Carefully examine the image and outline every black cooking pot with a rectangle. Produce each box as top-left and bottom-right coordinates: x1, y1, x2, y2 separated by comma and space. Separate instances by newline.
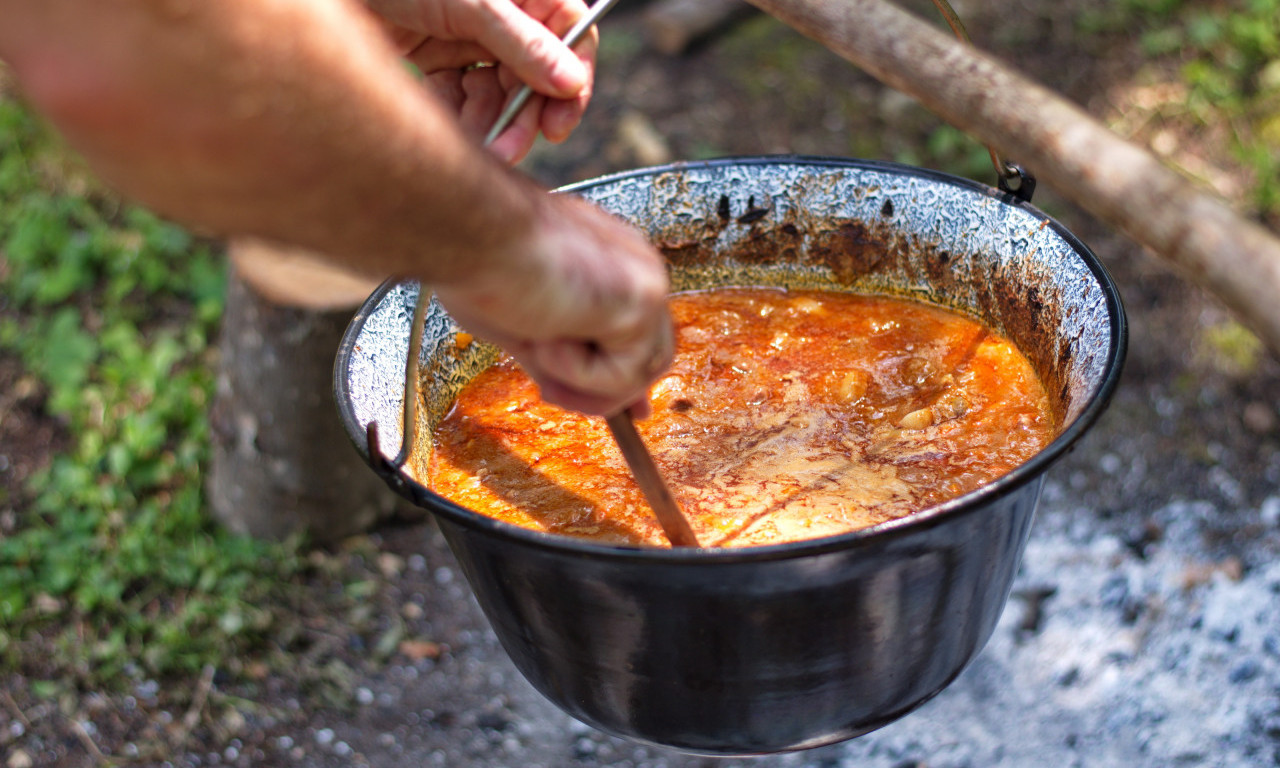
334, 157, 1126, 755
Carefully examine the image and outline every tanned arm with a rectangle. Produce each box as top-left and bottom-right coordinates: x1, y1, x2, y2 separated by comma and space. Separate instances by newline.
0, 0, 671, 415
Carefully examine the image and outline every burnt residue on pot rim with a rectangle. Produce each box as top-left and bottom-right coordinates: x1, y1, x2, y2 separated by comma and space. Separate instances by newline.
336, 156, 1128, 566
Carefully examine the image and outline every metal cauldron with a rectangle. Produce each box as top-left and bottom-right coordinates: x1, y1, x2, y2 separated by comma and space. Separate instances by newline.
334, 157, 1126, 755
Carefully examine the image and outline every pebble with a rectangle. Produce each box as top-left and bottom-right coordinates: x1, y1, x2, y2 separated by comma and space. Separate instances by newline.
1261, 496, 1280, 527
1243, 401, 1276, 433
377, 553, 405, 578
6, 749, 33, 768
1229, 658, 1262, 684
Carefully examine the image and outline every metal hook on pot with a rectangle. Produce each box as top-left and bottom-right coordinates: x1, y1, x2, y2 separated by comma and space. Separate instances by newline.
927, 0, 1036, 202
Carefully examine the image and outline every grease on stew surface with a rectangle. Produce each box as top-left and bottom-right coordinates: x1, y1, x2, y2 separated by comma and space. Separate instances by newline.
426, 287, 1055, 548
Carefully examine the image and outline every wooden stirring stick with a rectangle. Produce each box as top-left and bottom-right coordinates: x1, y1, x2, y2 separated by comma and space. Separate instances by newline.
479, 0, 696, 547
606, 411, 700, 547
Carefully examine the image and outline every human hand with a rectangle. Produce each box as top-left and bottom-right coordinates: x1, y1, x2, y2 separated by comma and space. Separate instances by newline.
433, 191, 673, 417
366, 0, 597, 164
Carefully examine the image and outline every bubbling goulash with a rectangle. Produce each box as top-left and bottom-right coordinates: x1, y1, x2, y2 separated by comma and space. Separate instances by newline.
426, 287, 1055, 548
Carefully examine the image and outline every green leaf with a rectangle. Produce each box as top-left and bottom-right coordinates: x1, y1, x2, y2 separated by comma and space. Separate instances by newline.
37, 308, 98, 414
29, 680, 61, 700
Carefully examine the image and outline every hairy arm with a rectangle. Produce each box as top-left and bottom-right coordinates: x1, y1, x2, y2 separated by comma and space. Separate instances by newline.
0, 0, 671, 414
0, 0, 538, 280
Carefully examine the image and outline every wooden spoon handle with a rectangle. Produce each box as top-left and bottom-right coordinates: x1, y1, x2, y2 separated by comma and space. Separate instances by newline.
606, 411, 701, 548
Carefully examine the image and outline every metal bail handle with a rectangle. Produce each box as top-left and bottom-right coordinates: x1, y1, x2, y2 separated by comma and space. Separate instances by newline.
928, 0, 1035, 203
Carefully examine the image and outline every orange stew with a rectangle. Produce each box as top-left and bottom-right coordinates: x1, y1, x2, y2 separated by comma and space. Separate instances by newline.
427, 287, 1055, 548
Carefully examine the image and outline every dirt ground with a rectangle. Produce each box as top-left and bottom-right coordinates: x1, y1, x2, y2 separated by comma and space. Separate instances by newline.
6, 1, 1280, 766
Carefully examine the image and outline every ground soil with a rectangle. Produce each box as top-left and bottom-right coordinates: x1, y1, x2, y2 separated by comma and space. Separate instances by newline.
5, 1, 1280, 766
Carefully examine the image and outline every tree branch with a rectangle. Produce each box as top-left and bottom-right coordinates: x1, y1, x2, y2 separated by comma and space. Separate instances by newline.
747, 0, 1280, 354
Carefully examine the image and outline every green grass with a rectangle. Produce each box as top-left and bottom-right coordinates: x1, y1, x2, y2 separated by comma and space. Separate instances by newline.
1083, 0, 1280, 223
0, 96, 308, 692
1173, 0, 1280, 220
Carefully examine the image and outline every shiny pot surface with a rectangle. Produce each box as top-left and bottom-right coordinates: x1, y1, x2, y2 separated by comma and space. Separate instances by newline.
334, 157, 1127, 755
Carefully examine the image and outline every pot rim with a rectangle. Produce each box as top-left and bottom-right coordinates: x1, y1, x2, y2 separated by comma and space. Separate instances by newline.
334, 154, 1128, 565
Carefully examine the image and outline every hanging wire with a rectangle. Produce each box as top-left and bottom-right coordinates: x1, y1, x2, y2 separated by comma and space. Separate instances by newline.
927, 0, 1032, 198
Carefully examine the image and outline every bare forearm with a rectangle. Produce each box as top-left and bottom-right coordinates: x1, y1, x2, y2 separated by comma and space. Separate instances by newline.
1, 0, 675, 416
0, 0, 538, 285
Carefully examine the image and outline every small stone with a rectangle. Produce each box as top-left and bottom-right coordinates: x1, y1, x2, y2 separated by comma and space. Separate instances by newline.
8, 749, 33, 768
222, 708, 246, 734
398, 639, 443, 661
477, 712, 511, 732
377, 553, 405, 578
34, 593, 64, 615
1229, 658, 1262, 684
401, 602, 424, 621
13, 376, 38, 401
1100, 574, 1130, 609
316, 728, 335, 745
1243, 401, 1276, 433
1181, 556, 1243, 590
1261, 496, 1280, 528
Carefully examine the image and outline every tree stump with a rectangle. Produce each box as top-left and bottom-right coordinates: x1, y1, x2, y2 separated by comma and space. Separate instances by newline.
207, 240, 417, 545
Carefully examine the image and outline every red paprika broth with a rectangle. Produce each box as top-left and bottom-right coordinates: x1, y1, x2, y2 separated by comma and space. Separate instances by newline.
427, 287, 1055, 548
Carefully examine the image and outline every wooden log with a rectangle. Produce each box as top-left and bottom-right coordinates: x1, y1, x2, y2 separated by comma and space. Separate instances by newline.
643, 0, 757, 55
745, 0, 1280, 354
227, 237, 378, 310
207, 243, 416, 545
